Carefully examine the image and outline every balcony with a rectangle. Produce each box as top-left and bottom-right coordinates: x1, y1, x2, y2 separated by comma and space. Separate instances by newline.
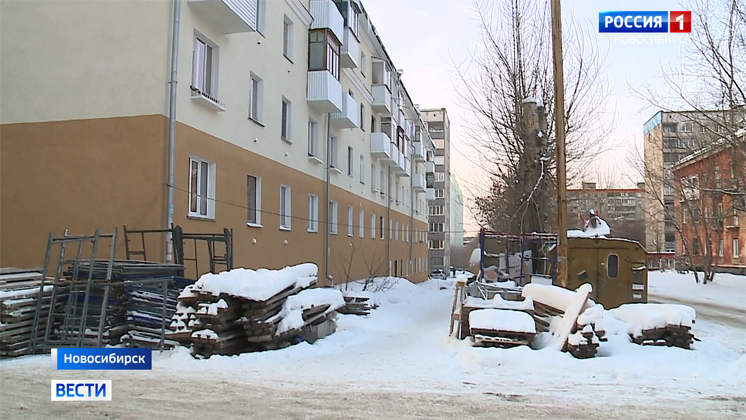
424, 161, 435, 173
371, 84, 392, 115
426, 188, 436, 201
370, 132, 395, 164
340, 27, 359, 68
310, 0, 345, 42
413, 142, 426, 162
331, 94, 359, 129
191, 87, 226, 112
307, 70, 343, 113
412, 174, 426, 193
187, 0, 257, 34
391, 148, 405, 175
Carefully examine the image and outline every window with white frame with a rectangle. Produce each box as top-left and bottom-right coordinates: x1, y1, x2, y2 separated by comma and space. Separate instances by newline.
347, 147, 354, 177
434, 155, 445, 165
360, 104, 365, 131
283, 16, 293, 61
308, 29, 340, 80
280, 185, 291, 229
360, 52, 366, 77
249, 73, 263, 122
347, 205, 354, 236
434, 172, 445, 182
380, 216, 385, 239
370, 213, 376, 238
330, 136, 339, 169
308, 194, 319, 232
256, 0, 266, 34
435, 189, 445, 198
329, 201, 338, 234
359, 210, 365, 237
359, 155, 365, 183
429, 223, 444, 233
371, 163, 377, 191
308, 119, 319, 158
429, 240, 444, 249
192, 34, 219, 98
281, 97, 291, 141
188, 157, 216, 219
734, 239, 740, 259
718, 239, 724, 257
395, 180, 399, 202
395, 222, 399, 241
380, 169, 385, 194
247, 175, 261, 225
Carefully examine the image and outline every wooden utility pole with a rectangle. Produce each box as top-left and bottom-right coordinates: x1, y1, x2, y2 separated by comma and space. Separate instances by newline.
551, 0, 568, 287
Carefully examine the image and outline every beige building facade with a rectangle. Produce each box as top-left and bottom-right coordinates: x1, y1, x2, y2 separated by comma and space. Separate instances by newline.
0, 0, 436, 284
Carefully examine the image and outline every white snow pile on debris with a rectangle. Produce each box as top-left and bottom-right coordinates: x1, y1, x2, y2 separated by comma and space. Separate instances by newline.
464, 294, 534, 311
180, 263, 317, 301
276, 288, 346, 335
568, 217, 611, 238
522, 283, 596, 311
469, 309, 536, 334
610, 303, 696, 337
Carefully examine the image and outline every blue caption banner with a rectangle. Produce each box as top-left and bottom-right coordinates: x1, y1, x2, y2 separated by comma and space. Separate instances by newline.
52, 348, 152, 370
599, 11, 669, 33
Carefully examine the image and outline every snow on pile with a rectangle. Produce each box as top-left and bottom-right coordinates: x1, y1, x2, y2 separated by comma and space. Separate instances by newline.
0, 285, 53, 300
610, 303, 696, 337
551, 283, 593, 350
191, 329, 218, 340
275, 288, 345, 336
197, 299, 228, 316
469, 309, 536, 334
464, 295, 534, 311
469, 248, 481, 265
522, 283, 596, 311
181, 263, 318, 301
568, 217, 611, 238
568, 330, 600, 346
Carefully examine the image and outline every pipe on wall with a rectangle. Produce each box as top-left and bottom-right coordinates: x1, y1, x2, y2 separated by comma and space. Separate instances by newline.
166, 0, 182, 263
325, 113, 332, 285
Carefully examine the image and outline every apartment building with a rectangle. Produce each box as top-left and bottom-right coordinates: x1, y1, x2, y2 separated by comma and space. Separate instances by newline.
672, 137, 745, 274
567, 182, 646, 245
421, 108, 451, 273
0, 0, 436, 284
450, 175, 464, 248
643, 110, 731, 253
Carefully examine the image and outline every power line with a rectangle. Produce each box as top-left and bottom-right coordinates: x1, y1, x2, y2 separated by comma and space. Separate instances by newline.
168, 183, 470, 235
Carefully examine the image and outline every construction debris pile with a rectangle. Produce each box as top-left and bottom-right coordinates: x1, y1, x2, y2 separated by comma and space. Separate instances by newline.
0, 268, 64, 357
171, 263, 345, 358
338, 294, 378, 316
610, 303, 697, 349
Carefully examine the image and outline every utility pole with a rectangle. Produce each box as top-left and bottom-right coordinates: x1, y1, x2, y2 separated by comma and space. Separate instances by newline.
551, 0, 568, 288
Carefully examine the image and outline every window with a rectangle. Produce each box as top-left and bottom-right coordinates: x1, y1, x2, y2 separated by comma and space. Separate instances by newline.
380, 216, 384, 239
434, 172, 445, 182
430, 205, 443, 216
682, 208, 688, 224
371, 163, 377, 191
188, 157, 215, 219
435, 189, 445, 198
280, 185, 291, 229
693, 208, 700, 223
247, 175, 261, 225
429, 240, 444, 249
192, 34, 218, 97
360, 52, 366, 77
308, 119, 319, 158
664, 184, 674, 196
395, 222, 399, 241
380, 169, 385, 194
607, 254, 618, 278
330, 136, 339, 169
395, 180, 399, 202
308, 194, 319, 232
434, 156, 445, 165
359, 210, 365, 237
329, 201, 338, 234
347, 146, 354, 176
360, 104, 366, 131
347, 205, 354, 236
734, 239, 740, 259
256, 0, 266, 34
433, 139, 445, 149
663, 124, 677, 134
281, 97, 291, 141
371, 213, 376, 238
283, 16, 293, 61
679, 122, 692, 133
309, 29, 340, 79
248, 73, 263, 122
693, 238, 701, 255
371, 115, 377, 133
718, 240, 724, 257
429, 223, 444, 233
359, 155, 365, 183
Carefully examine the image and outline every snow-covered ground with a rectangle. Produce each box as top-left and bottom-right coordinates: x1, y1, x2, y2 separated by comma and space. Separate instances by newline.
1, 272, 745, 419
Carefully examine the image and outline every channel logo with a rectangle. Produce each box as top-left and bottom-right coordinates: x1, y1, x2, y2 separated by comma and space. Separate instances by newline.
51, 380, 112, 401
51, 348, 152, 370
599, 11, 691, 33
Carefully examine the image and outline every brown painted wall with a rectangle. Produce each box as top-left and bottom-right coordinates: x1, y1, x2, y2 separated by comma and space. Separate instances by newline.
1, 115, 168, 268
1, 115, 429, 284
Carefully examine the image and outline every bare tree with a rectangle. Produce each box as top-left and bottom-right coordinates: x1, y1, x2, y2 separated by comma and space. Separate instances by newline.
453, 0, 617, 233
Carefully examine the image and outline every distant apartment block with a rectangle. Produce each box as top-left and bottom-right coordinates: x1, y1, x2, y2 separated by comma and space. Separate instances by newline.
450, 175, 464, 248
420, 108, 450, 273
567, 182, 646, 245
0, 0, 437, 284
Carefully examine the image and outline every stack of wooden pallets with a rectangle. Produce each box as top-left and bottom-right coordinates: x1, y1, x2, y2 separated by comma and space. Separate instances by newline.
337, 295, 377, 316
631, 324, 696, 349
0, 268, 65, 357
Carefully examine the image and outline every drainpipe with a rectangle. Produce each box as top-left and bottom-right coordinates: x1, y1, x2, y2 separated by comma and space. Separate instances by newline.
166, 0, 181, 264
325, 113, 332, 285
409, 144, 415, 277
387, 165, 392, 276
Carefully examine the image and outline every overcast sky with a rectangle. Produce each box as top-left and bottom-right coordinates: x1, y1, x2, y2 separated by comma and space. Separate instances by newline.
362, 0, 690, 235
